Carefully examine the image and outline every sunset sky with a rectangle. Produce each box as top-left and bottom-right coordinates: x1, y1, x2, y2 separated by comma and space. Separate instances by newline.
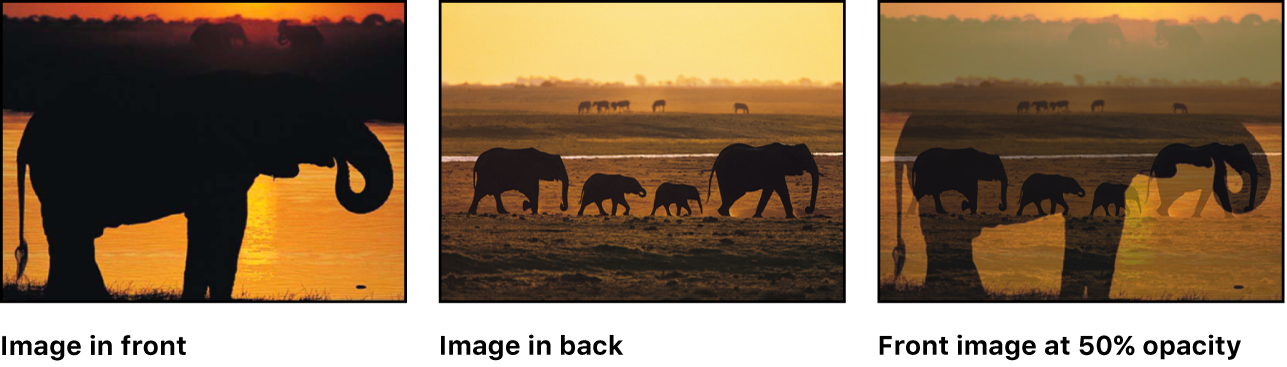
442, 3, 843, 85
2, 3, 403, 21
881, 3, 1281, 22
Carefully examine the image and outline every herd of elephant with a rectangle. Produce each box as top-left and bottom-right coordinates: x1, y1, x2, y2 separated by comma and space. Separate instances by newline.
1017, 99, 1190, 114
467, 143, 820, 218
577, 100, 752, 114
189, 21, 324, 50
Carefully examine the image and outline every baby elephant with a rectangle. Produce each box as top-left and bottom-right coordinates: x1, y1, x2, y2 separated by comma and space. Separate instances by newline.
1089, 183, 1140, 216
651, 183, 703, 216
578, 174, 647, 216
1016, 173, 1085, 216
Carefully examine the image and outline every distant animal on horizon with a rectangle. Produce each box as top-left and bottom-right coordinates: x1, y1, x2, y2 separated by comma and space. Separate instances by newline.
1053, 100, 1069, 112
1032, 101, 1049, 113
1173, 103, 1188, 114
190, 23, 249, 50
578, 101, 592, 114
610, 101, 618, 111
651, 183, 702, 216
593, 100, 611, 113
653, 100, 666, 112
470, 148, 570, 215
578, 174, 647, 216
707, 143, 820, 218
13, 71, 393, 300
615, 100, 630, 112
1091, 99, 1105, 112
1017, 174, 1085, 216
733, 103, 749, 114
1017, 101, 1030, 114
1089, 183, 1139, 216
277, 20, 325, 50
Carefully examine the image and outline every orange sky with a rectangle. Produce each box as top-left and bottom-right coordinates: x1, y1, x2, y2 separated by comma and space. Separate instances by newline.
881, 3, 1281, 22
2, 3, 403, 21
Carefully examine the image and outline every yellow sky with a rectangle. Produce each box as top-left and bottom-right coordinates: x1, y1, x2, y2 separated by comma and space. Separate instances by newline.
880, 3, 1281, 22
442, 3, 843, 85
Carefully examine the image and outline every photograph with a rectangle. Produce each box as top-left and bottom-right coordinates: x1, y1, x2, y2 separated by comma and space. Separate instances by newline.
879, 3, 1283, 301
440, 3, 844, 301
2, 3, 407, 301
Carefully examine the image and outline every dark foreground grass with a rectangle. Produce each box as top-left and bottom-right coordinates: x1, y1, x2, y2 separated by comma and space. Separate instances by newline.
878, 282, 1207, 301
2, 281, 335, 301
441, 213, 844, 301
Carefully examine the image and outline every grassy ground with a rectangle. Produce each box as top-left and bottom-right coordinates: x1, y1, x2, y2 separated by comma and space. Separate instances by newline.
877, 282, 1205, 301
441, 214, 843, 301
2, 281, 405, 301
441, 110, 843, 156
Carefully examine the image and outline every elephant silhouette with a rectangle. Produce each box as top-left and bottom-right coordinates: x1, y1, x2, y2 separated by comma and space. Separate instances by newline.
707, 143, 820, 218
578, 101, 592, 114
651, 183, 702, 216
13, 71, 394, 300
190, 23, 249, 50
899, 147, 1008, 217
1089, 183, 1139, 216
1147, 143, 1260, 217
469, 147, 570, 215
1068, 22, 1126, 49
578, 174, 647, 216
593, 100, 611, 113
653, 100, 666, 112
277, 20, 325, 50
1091, 99, 1105, 112
1016, 174, 1085, 216
1032, 101, 1049, 113
733, 103, 749, 114
1155, 20, 1201, 49
891, 114, 1269, 299
615, 100, 630, 112
1173, 103, 1188, 114
1016, 101, 1030, 114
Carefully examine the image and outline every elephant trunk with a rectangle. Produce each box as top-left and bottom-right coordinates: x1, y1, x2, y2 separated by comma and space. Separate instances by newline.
805, 170, 819, 214
335, 126, 393, 214
1076, 188, 1086, 197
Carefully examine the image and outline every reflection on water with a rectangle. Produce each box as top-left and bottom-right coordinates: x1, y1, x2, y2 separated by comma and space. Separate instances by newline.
3, 112, 405, 300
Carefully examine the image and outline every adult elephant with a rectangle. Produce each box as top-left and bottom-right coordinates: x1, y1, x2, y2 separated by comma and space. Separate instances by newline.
13, 71, 394, 300
1148, 143, 1260, 217
190, 23, 249, 50
278, 20, 325, 50
890, 114, 1270, 299
706, 143, 820, 218
468, 147, 570, 215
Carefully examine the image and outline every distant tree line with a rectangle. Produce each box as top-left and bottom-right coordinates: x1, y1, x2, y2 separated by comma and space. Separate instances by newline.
882, 74, 1281, 88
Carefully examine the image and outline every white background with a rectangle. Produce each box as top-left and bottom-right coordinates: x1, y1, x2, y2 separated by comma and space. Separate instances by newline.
2, 2, 1284, 366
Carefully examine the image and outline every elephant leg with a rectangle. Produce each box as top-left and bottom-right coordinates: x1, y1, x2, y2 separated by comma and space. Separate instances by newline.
618, 194, 631, 215
521, 185, 539, 214
650, 204, 659, 216
958, 182, 978, 214
664, 204, 673, 216
595, 201, 608, 216
1050, 198, 1059, 215
717, 187, 744, 217
1060, 217, 1124, 300
1155, 186, 1182, 217
678, 202, 691, 216
932, 193, 948, 214
1057, 196, 1070, 215
1034, 199, 1047, 216
921, 215, 986, 298
186, 179, 252, 300
42, 221, 110, 300
578, 200, 589, 216
1190, 189, 1212, 218
776, 180, 795, 218
493, 193, 509, 214
1017, 200, 1027, 216
468, 190, 485, 215
753, 188, 774, 218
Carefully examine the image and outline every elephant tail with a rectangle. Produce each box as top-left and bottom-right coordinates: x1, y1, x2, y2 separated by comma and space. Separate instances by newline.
15, 150, 29, 281
706, 163, 716, 204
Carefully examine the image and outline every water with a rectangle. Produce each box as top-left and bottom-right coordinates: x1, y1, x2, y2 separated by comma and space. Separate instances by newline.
3, 112, 405, 300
